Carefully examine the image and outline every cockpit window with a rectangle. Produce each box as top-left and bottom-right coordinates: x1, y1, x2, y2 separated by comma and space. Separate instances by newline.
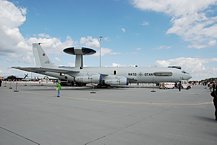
168, 66, 181, 69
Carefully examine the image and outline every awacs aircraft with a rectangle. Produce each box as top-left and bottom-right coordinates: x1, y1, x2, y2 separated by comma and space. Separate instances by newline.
13, 43, 191, 86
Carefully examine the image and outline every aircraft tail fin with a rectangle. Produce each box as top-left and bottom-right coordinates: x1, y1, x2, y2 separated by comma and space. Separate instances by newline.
32, 43, 56, 68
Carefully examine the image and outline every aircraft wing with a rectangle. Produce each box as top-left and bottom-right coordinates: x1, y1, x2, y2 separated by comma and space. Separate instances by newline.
12, 67, 79, 74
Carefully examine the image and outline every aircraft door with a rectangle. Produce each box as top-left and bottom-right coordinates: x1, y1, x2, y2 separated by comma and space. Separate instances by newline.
114, 70, 116, 75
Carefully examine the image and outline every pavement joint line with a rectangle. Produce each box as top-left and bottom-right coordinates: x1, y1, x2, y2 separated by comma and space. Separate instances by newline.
0, 126, 40, 145
65, 97, 213, 106
84, 107, 168, 145
84, 135, 106, 145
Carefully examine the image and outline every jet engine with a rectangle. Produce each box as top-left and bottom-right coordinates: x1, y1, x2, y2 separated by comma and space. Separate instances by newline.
75, 74, 101, 84
75, 74, 128, 86
104, 75, 128, 85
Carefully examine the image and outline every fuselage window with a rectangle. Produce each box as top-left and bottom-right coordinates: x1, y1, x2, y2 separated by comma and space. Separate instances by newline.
114, 70, 116, 75
153, 72, 172, 76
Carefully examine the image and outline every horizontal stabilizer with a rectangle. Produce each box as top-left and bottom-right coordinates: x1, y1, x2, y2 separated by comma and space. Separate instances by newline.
12, 67, 79, 74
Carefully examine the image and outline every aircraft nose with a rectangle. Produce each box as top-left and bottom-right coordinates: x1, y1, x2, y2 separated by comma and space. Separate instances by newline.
180, 73, 192, 80
186, 74, 192, 80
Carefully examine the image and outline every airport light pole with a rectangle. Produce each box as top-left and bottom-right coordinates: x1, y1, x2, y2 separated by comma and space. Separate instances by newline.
99, 36, 103, 67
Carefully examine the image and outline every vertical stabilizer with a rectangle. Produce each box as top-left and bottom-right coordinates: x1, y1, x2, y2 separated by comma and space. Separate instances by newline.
32, 43, 56, 68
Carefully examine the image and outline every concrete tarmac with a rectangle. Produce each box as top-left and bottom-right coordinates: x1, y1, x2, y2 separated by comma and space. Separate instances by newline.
0, 82, 216, 145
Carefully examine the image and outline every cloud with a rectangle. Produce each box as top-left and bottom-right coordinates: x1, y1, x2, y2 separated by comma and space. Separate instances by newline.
157, 45, 171, 50
0, 0, 116, 77
155, 57, 217, 80
79, 36, 117, 56
80, 36, 100, 48
111, 63, 137, 67
0, 0, 75, 76
27, 34, 74, 54
121, 27, 126, 33
0, 1, 74, 58
94, 47, 118, 56
112, 63, 121, 67
0, 0, 26, 54
136, 47, 142, 51
132, 0, 217, 49
141, 21, 149, 26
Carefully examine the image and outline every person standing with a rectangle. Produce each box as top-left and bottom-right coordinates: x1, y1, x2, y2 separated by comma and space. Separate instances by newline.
211, 82, 217, 121
56, 81, 62, 97
0, 79, 2, 87
178, 81, 182, 91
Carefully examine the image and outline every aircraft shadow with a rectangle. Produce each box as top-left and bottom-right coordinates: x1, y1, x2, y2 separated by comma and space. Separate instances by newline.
193, 115, 216, 123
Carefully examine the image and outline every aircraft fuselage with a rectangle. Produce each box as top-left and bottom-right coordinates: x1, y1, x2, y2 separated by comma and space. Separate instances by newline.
42, 66, 191, 85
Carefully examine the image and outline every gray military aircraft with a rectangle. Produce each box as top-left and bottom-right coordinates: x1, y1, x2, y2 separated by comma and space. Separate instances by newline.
13, 43, 191, 86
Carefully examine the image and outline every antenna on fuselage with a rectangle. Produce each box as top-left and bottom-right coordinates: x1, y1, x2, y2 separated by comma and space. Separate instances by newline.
63, 47, 96, 69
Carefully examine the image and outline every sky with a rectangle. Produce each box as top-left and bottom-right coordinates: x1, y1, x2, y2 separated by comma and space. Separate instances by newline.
0, 0, 217, 80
